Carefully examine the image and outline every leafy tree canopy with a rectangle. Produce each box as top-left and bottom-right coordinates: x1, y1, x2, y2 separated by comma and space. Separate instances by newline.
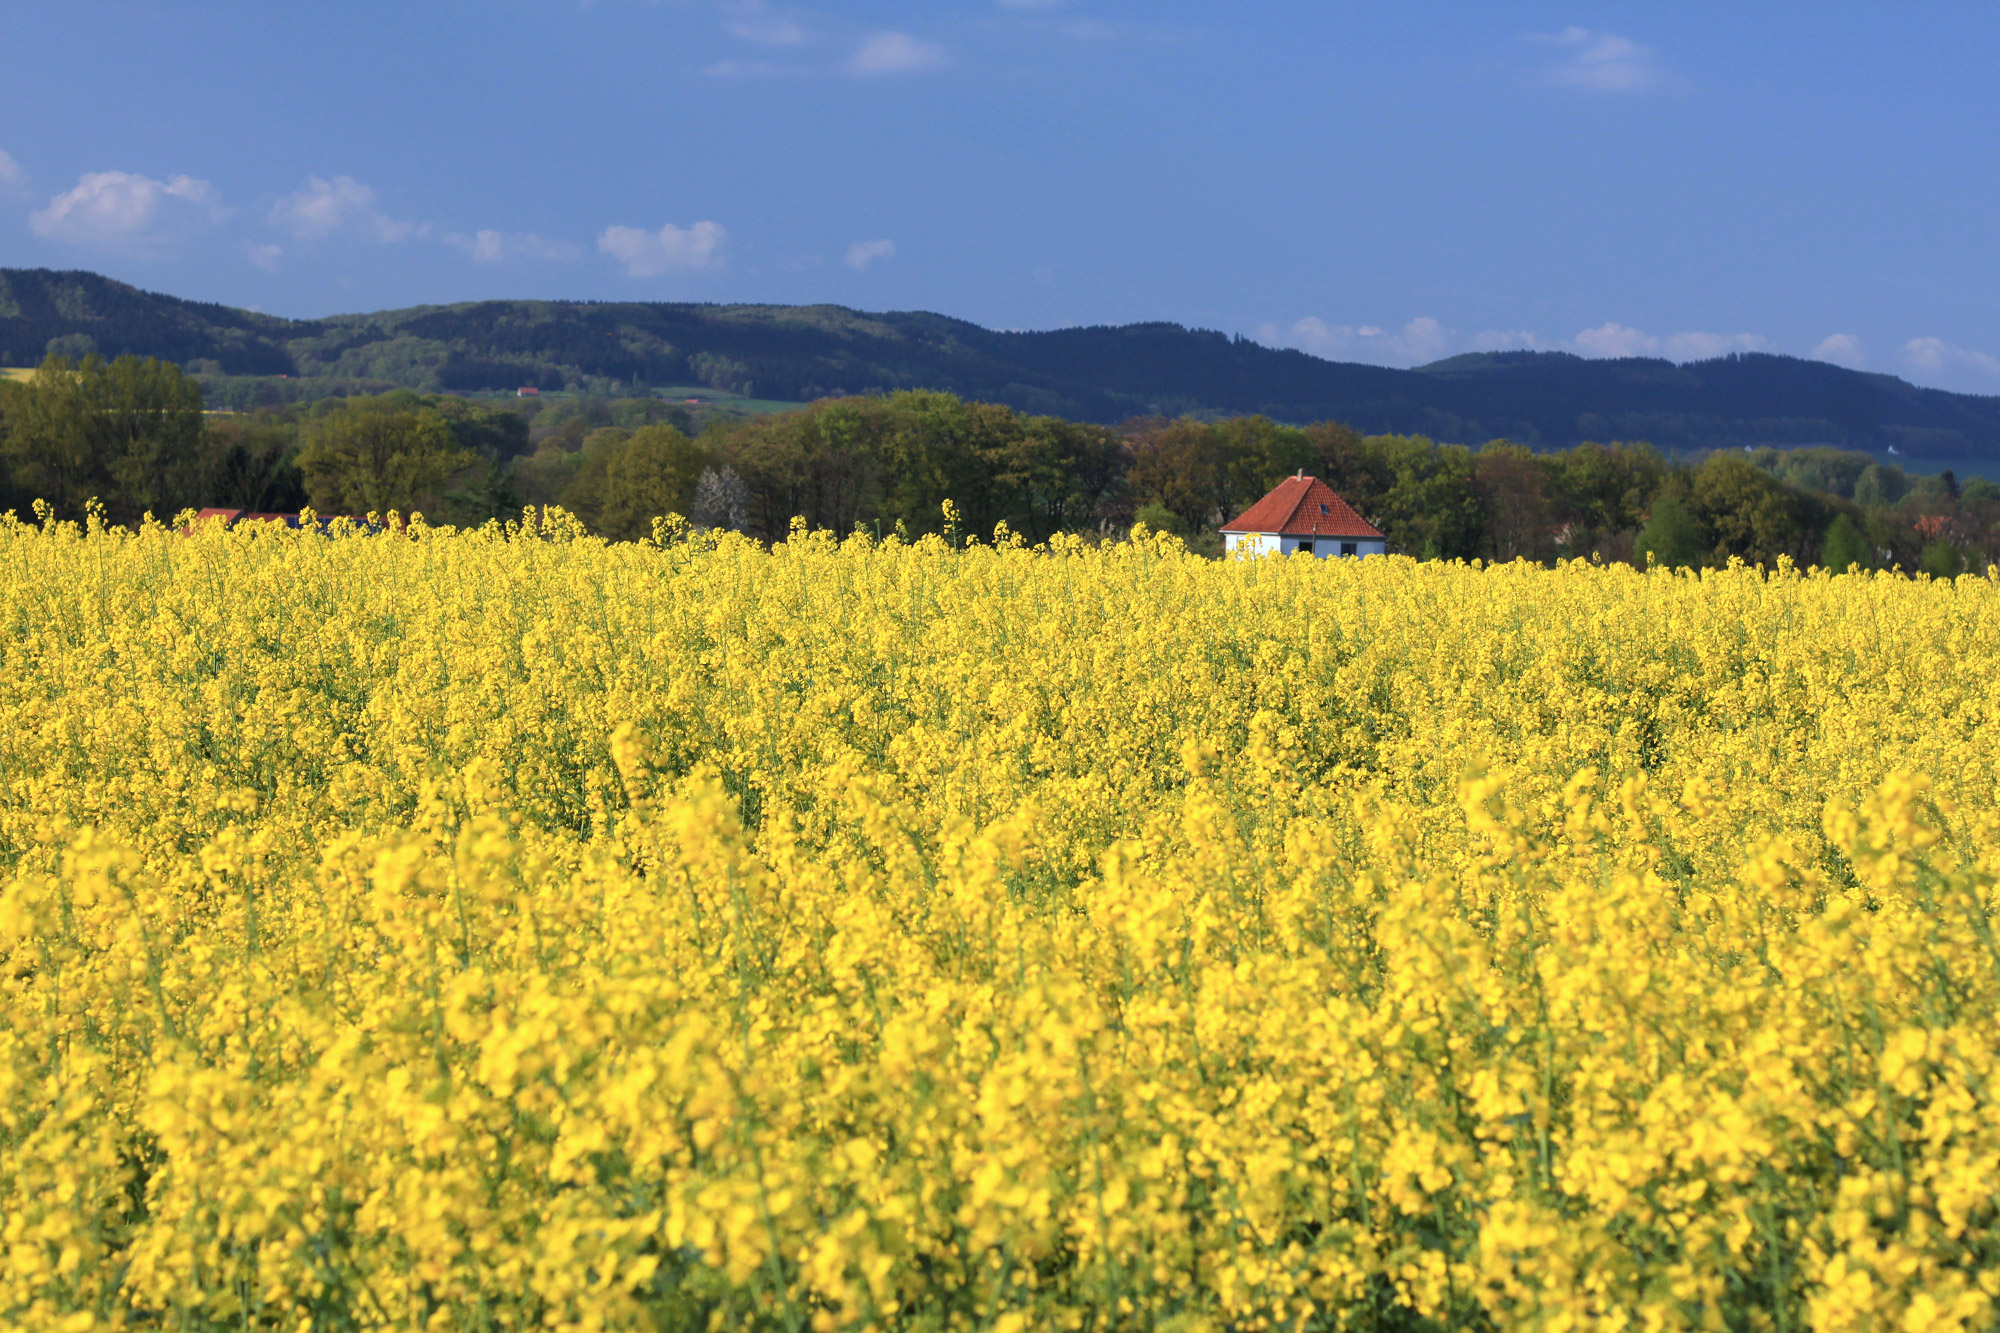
296, 397, 475, 517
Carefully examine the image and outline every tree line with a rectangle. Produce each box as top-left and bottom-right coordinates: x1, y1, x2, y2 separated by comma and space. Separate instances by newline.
17, 268, 2000, 457
2, 351, 1995, 576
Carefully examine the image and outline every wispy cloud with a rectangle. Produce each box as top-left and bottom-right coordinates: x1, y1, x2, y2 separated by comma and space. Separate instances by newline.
1257, 316, 1451, 367
1569, 323, 1656, 358
247, 243, 283, 272
1571, 323, 1766, 360
597, 220, 727, 276
0, 149, 28, 197
1902, 336, 2000, 379
30, 170, 227, 253
1260, 315, 1768, 368
848, 31, 948, 74
271, 175, 418, 242
1469, 329, 1553, 353
725, 1, 808, 45
844, 238, 896, 270
1810, 333, 1866, 369
443, 229, 579, 264
1530, 27, 1671, 93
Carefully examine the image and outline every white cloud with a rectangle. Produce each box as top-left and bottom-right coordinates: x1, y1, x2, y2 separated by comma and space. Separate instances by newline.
1810, 333, 1866, 369
1662, 330, 1768, 360
0, 149, 27, 196
271, 175, 417, 242
1262, 315, 1779, 368
30, 170, 226, 251
848, 31, 947, 74
1469, 328, 1551, 353
597, 221, 727, 276
845, 238, 896, 270
1395, 316, 1450, 363
1257, 316, 1453, 367
443, 229, 579, 264
1570, 323, 1765, 360
247, 243, 283, 272
1531, 27, 1669, 92
726, 3, 807, 45
1902, 337, 2000, 379
1570, 322, 1655, 358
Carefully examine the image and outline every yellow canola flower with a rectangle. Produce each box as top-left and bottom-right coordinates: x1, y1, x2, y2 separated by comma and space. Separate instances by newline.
0, 510, 1998, 1330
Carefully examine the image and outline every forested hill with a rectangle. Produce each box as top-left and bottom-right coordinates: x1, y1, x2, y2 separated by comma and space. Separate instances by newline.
6, 266, 2000, 457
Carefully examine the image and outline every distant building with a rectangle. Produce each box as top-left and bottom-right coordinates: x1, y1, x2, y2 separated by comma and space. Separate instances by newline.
1221, 474, 1386, 558
517, 387, 540, 397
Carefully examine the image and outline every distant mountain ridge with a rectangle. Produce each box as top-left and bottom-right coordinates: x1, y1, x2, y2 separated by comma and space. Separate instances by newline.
4, 267, 1999, 458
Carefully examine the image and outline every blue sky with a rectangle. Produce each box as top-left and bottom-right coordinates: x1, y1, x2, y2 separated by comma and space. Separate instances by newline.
3, 2, 1998, 391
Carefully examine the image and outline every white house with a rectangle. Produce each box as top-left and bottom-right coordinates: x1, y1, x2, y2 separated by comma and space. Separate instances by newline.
1221, 473, 1387, 558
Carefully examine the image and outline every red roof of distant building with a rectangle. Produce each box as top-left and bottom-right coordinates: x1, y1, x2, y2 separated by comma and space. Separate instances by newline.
1221, 475, 1383, 538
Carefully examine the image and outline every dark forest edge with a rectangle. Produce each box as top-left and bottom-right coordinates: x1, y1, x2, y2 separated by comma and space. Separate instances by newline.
2, 351, 1994, 578
8, 267, 2000, 459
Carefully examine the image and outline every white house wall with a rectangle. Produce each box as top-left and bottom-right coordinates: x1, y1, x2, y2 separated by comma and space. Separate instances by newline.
1224, 532, 1283, 557
1225, 532, 1385, 559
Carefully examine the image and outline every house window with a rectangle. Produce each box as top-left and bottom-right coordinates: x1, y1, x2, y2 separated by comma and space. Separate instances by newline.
1340, 541, 1357, 556
1319, 503, 1329, 514
1297, 539, 1315, 555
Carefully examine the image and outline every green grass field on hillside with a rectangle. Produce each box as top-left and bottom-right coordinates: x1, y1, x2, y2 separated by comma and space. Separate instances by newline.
654, 384, 808, 416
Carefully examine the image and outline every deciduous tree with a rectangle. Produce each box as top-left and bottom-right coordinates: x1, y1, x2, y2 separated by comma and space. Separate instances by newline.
297, 397, 473, 516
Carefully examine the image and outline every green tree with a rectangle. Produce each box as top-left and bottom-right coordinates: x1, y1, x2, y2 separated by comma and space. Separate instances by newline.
1689, 454, 1824, 564
0, 352, 206, 523
197, 413, 307, 512
721, 398, 887, 539
561, 424, 709, 540
1852, 463, 1907, 508
1910, 470, 1960, 503
44, 333, 97, 361
1011, 415, 1124, 540
1636, 492, 1707, 569
1472, 441, 1554, 562
296, 398, 473, 515
1124, 418, 1229, 535
875, 392, 1022, 539
1752, 447, 1873, 499
0, 378, 25, 517
1301, 421, 1378, 500
1919, 540, 1965, 580
433, 397, 531, 461
1365, 435, 1483, 559
1818, 513, 1871, 572
1214, 415, 1314, 512
1545, 442, 1668, 553
511, 441, 588, 508
1131, 501, 1189, 539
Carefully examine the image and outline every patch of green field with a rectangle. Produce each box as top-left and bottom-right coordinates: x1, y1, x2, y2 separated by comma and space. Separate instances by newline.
1, 367, 34, 383
656, 385, 808, 416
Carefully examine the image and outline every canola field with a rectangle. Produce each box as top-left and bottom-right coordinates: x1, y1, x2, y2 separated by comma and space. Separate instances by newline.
2, 509, 1998, 1332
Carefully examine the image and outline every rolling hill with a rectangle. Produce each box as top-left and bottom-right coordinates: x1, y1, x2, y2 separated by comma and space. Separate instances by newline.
5, 267, 1999, 459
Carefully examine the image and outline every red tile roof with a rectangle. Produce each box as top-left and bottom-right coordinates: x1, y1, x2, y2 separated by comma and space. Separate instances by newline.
1221, 475, 1384, 538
